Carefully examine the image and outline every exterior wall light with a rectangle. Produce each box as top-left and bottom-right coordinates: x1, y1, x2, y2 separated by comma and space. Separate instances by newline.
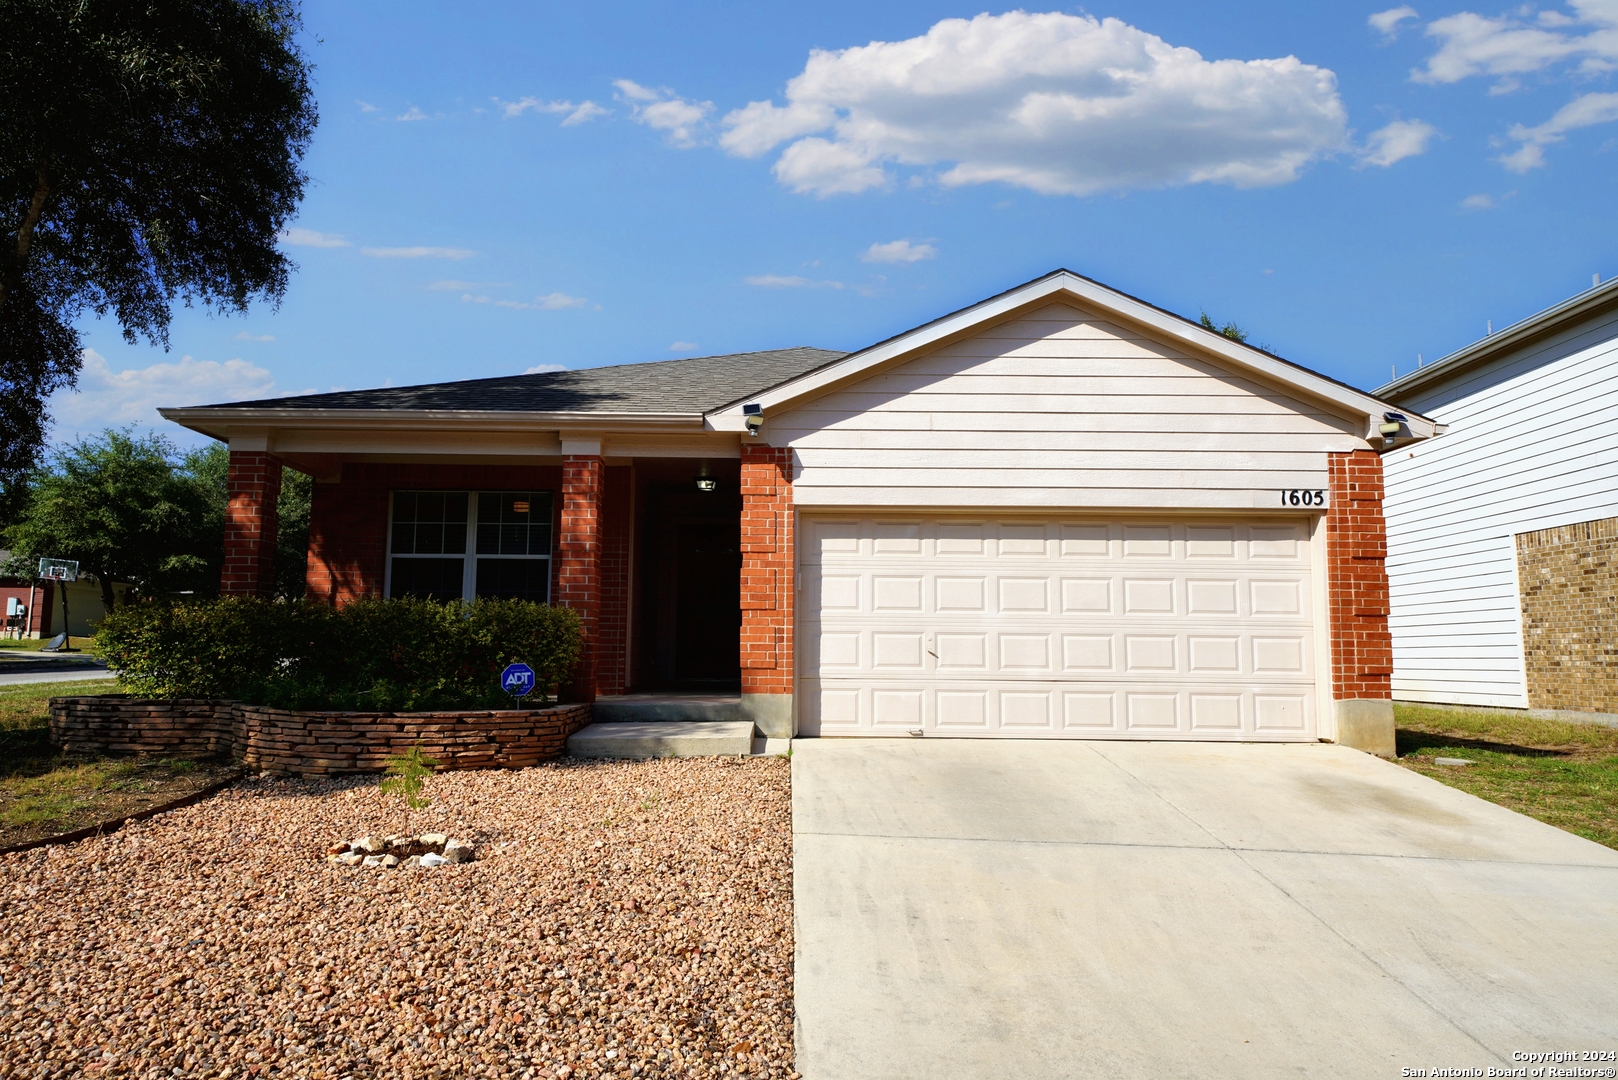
1379, 411, 1406, 448
695, 478, 717, 492
743, 403, 764, 437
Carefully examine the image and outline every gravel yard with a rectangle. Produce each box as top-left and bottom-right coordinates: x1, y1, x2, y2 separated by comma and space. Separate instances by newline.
0, 756, 795, 1079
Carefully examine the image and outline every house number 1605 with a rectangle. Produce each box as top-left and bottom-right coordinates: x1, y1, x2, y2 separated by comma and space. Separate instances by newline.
1280, 489, 1327, 507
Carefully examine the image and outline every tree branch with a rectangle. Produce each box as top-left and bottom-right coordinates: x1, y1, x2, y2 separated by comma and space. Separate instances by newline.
0, 165, 52, 311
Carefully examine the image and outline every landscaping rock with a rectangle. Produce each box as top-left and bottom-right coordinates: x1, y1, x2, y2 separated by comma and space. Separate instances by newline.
354, 835, 383, 853
419, 852, 449, 868
0, 757, 794, 1079
361, 854, 384, 868
442, 840, 475, 863
379, 854, 399, 868
418, 832, 448, 846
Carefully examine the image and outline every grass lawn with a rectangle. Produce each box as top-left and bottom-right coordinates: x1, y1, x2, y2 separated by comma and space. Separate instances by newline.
1395, 702, 1618, 851
0, 679, 236, 846
0, 635, 95, 651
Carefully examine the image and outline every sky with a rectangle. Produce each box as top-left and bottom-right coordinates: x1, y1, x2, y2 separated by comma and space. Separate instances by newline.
53, 0, 1618, 446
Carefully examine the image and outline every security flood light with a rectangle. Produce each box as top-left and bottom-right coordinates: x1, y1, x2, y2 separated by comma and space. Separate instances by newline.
743, 403, 764, 437
1379, 411, 1406, 447
696, 478, 717, 492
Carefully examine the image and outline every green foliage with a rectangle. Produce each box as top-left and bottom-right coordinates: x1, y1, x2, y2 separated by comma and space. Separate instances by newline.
380, 745, 439, 810
1, 429, 220, 605
1199, 310, 1250, 343
1, 0, 318, 485
93, 595, 585, 712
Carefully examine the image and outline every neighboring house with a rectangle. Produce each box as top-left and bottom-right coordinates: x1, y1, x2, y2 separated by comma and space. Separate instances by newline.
1379, 276, 1618, 714
161, 270, 1431, 751
0, 555, 132, 639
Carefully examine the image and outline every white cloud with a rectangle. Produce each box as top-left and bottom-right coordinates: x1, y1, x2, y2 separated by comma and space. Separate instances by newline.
396, 106, 431, 122
278, 227, 349, 248
745, 274, 845, 289
1415, 2, 1618, 86
1370, 6, 1421, 39
234, 331, 275, 342
669, 341, 698, 352
51, 350, 275, 441
1499, 89, 1618, 169
614, 79, 714, 147
466, 292, 587, 310
1460, 192, 1498, 209
524, 364, 568, 375
426, 280, 490, 291
496, 97, 609, 125
716, 11, 1348, 198
863, 239, 937, 264
1360, 118, 1439, 166
357, 100, 379, 113
362, 246, 475, 260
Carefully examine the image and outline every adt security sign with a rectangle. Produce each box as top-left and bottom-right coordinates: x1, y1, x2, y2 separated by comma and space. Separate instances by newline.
500, 662, 536, 699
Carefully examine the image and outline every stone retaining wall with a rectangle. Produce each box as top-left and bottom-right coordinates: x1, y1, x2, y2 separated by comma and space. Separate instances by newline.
48, 696, 592, 776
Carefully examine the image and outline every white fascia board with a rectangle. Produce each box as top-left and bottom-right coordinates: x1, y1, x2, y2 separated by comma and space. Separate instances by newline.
158, 406, 707, 443
706, 272, 1436, 440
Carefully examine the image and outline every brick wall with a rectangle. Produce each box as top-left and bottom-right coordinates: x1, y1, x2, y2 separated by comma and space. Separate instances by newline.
305, 463, 563, 605
740, 446, 794, 693
49, 696, 592, 776
559, 456, 603, 701
1517, 515, 1618, 712
598, 465, 633, 696
222, 451, 282, 597
1326, 450, 1393, 701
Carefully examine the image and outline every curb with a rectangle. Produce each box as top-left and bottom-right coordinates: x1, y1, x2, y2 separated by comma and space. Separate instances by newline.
0, 769, 246, 857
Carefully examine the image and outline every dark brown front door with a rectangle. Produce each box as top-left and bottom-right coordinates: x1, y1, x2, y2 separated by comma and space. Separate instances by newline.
674, 521, 741, 682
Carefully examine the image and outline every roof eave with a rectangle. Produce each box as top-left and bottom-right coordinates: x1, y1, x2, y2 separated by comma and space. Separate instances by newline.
1377, 277, 1618, 401
158, 406, 710, 443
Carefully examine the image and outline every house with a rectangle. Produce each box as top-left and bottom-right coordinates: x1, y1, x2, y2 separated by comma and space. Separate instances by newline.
1378, 276, 1618, 716
160, 270, 1431, 752
0, 553, 132, 639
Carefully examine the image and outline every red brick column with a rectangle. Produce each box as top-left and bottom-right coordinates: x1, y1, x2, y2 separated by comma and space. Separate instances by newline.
559, 454, 603, 702
222, 450, 282, 598
597, 465, 633, 697
740, 446, 794, 735
1326, 450, 1393, 701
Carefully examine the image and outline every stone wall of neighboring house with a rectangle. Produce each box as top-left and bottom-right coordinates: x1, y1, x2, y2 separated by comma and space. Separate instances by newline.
1517, 515, 1618, 712
48, 696, 593, 776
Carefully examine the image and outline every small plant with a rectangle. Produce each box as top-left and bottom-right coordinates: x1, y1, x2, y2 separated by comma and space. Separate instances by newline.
380, 744, 439, 810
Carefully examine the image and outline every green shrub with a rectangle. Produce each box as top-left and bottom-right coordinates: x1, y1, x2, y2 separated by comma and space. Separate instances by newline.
93, 596, 583, 711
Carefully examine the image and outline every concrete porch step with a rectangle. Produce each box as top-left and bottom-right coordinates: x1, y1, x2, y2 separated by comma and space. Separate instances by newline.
567, 721, 757, 759
592, 694, 744, 723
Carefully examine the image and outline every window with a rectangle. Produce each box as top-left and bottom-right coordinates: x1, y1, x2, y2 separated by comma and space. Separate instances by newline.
387, 490, 553, 602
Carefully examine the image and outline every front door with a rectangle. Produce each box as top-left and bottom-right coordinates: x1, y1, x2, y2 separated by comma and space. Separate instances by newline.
675, 521, 742, 682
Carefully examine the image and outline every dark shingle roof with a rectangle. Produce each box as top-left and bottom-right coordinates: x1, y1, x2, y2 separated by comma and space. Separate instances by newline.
212, 347, 847, 415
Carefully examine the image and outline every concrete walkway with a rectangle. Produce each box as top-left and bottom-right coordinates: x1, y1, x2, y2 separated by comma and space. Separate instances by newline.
792, 739, 1618, 1080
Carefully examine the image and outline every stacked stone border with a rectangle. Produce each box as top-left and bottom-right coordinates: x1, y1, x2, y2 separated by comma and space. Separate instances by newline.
49, 696, 592, 776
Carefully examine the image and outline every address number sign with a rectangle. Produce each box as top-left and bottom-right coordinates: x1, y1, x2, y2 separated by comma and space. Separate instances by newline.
1278, 489, 1328, 507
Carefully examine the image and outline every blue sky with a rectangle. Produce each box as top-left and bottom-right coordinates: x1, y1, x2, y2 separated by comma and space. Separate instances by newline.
56, 0, 1618, 444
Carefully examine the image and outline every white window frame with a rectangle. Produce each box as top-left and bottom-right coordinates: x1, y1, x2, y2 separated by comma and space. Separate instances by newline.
383, 490, 553, 602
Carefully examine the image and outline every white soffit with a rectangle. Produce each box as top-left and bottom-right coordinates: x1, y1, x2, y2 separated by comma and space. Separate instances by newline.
707, 271, 1435, 440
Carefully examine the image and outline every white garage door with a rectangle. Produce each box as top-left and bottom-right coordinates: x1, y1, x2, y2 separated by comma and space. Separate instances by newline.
800, 518, 1321, 740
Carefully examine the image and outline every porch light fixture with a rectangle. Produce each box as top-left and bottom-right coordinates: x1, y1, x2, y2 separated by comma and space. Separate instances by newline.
695, 478, 718, 493
512, 500, 530, 514
743, 403, 764, 437
1379, 411, 1406, 448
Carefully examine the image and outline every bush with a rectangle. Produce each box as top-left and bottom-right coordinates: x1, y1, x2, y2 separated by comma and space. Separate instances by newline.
93, 596, 583, 711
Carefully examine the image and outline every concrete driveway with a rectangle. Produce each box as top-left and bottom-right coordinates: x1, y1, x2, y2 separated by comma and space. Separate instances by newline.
791, 739, 1618, 1080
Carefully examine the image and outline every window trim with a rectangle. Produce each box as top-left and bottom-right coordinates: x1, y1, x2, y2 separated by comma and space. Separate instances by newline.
384, 489, 553, 602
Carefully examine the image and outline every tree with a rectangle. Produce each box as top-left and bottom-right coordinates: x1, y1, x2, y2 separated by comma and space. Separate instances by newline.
1, 430, 219, 609
1199, 310, 1250, 343
1, 1, 317, 489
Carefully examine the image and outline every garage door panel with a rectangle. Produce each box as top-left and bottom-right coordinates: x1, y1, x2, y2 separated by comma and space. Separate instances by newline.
802, 517, 1318, 740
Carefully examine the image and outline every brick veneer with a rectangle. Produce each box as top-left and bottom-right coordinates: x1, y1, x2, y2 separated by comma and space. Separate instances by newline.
740, 445, 794, 692
1516, 515, 1618, 712
597, 465, 633, 697
1325, 450, 1393, 701
49, 696, 592, 776
559, 455, 603, 701
305, 463, 564, 605
222, 451, 282, 597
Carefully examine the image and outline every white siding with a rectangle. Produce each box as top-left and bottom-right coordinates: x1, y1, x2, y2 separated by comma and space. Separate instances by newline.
772, 303, 1362, 509
1384, 307, 1618, 708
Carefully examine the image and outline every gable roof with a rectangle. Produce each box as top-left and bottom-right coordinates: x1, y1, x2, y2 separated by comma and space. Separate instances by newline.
706, 269, 1435, 440
164, 347, 846, 430
1376, 275, 1618, 402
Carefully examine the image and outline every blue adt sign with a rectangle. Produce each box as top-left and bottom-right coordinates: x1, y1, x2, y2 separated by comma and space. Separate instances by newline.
500, 662, 536, 698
